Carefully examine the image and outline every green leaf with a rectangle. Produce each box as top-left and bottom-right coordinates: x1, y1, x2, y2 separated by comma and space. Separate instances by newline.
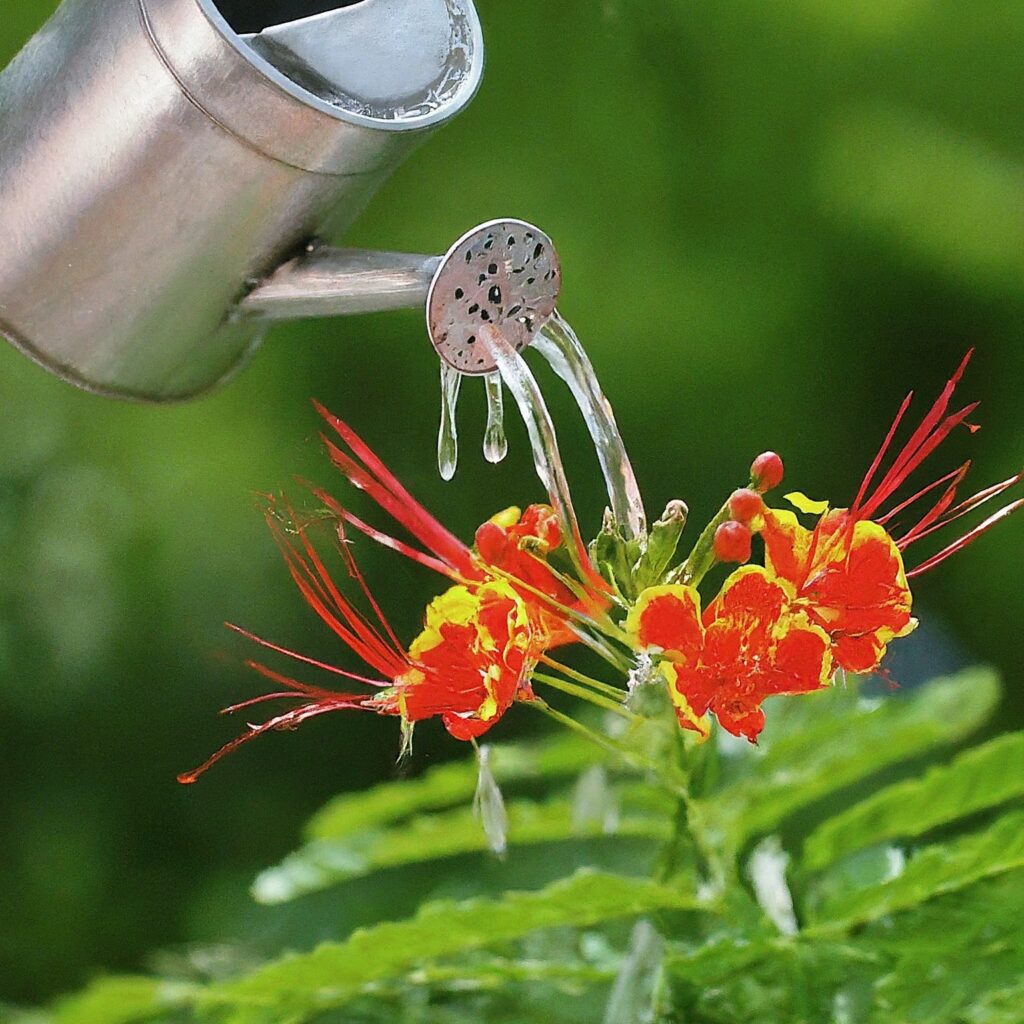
590, 512, 644, 602
202, 870, 707, 1021
306, 734, 601, 842
49, 978, 194, 1024
804, 730, 1024, 871
663, 873, 1024, 1024
811, 808, 1024, 929
664, 938, 880, 1024
634, 501, 688, 591
707, 668, 1001, 846
255, 788, 671, 903
861, 873, 1024, 1023
960, 984, 1024, 1024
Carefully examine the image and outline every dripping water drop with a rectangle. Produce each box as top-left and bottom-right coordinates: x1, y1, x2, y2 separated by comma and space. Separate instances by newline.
482, 372, 508, 464
437, 363, 462, 481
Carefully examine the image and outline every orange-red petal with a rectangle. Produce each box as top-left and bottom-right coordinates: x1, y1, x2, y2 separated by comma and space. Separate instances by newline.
626, 585, 703, 660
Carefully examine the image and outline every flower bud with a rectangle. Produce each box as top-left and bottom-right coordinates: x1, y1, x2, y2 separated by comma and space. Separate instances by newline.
657, 499, 689, 528
751, 452, 784, 493
474, 521, 507, 562
728, 488, 764, 524
714, 521, 753, 564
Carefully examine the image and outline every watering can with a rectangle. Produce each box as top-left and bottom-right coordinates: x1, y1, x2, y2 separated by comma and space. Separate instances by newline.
0, 0, 565, 403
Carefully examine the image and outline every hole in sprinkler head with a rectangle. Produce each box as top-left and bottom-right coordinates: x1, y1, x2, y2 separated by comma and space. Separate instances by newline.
215, 0, 369, 35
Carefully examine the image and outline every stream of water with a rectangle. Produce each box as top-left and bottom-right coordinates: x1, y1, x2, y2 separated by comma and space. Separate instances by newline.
434, 313, 647, 546
533, 311, 647, 541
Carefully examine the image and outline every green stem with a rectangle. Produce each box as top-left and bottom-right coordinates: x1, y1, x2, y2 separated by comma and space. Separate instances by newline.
655, 724, 692, 882
670, 500, 730, 587
533, 671, 636, 721
540, 655, 628, 700
528, 700, 689, 798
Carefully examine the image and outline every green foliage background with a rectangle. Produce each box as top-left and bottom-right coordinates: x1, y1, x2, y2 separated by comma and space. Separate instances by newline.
1, 0, 1022, 1007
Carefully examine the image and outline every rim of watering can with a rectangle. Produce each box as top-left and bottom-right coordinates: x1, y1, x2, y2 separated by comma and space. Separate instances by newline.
146, 0, 485, 142
193, 0, 486, 133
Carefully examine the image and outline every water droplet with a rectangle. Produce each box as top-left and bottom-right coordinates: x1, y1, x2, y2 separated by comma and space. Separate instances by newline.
437, 363, 462, 481
748, 836, 798, 936
482, 372, 508, 464
473, 745, 508, 857
603, 920, 664, 1024
572, 765, 619, 834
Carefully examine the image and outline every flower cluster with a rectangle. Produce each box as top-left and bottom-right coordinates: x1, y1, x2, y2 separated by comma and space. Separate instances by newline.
181, 353, 1022, 781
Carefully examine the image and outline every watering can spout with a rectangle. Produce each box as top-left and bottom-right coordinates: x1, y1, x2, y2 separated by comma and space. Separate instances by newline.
246, 0, 475, 120
0, 0, 484, 401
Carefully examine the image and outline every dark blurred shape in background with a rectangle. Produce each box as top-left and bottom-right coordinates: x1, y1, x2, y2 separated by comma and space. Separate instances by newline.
1, 0, 1021, 1003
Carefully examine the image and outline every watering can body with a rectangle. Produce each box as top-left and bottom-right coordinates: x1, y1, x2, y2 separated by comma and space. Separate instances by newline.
0, 0, 483, 401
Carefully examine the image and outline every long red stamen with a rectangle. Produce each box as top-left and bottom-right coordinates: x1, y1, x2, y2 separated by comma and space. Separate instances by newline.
901, 470, 1024, 549
177, 695, 371, 784
293, 513, 401, 667
858, 351, 975, 520
907, 498, 1024, 578
332, 519, 406, 654
877, 463, 969, 526
266, 511, 408, 679
314, 402, 476, 575
225, 625, 390, 687
276, 538, 402, 676
852, 390, 914, 517
320, 436, 477, 576
222, 692, 312, 715
861, 402, 979, 519
240, 659, 364, 701
313, 488, 456, 579
897, 463, 971, 549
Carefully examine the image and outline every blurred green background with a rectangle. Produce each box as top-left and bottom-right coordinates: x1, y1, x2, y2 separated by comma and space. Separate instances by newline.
1, 0, 1022, 1005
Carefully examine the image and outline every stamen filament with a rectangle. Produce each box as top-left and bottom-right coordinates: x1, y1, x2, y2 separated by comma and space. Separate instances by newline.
532, 671, 636, 720
540, 655, 627, 700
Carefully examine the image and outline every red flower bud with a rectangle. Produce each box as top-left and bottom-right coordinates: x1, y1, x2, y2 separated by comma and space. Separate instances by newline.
728, 488, 764, 524
714, 521, 753, 564
750, 452, 784, 493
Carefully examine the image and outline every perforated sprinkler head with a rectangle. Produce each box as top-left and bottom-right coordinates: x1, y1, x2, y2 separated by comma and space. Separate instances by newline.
426, 219, 561, 376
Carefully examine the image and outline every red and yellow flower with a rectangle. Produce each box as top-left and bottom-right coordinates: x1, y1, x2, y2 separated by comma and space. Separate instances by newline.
395, 580, 535, 741
627, 567, 832, 742
183, 352, 1023, 778
761, 509, 915, 673
761, 351, 1022, 674
181, 406, 605, 782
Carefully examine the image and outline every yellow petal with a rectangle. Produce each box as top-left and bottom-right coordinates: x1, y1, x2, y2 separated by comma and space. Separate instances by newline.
785, 491, 830, 516
488, 506, 522, 530
661, 664, 711, 741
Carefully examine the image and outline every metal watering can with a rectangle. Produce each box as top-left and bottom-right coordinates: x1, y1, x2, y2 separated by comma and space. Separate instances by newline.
0, 0, 562, 402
